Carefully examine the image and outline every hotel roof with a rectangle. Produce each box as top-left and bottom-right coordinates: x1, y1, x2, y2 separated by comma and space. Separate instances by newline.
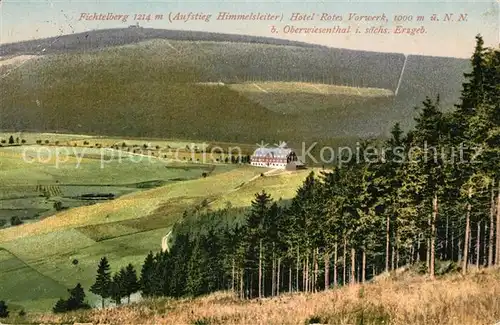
252, 147, 293, 158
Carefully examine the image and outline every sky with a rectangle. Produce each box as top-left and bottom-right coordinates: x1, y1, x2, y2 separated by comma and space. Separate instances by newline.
0, 0, 498, 58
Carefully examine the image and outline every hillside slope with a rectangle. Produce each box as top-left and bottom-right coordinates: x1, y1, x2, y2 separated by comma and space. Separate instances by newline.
0, 27, 328, 56
16, 268, 500, 325
0, 30, 470, 142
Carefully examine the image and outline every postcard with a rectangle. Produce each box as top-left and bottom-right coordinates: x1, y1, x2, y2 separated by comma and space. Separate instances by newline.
0, 0, 498, 324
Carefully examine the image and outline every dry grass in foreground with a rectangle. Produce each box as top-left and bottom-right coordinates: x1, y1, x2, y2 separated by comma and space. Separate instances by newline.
29, 268, 500, 325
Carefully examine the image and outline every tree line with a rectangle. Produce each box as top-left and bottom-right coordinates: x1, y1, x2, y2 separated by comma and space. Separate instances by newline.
0, 135, 26, 145
50, 258, 139, 313
127, 35, 499, 300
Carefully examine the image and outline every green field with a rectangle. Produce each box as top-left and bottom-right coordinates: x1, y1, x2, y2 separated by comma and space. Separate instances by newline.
0, 135, 314, 311
0, 248, 69, 311
0, 144, 223, 226
0, 227, 169, 311
227, 81, 393, 114
0, 132, 92, 145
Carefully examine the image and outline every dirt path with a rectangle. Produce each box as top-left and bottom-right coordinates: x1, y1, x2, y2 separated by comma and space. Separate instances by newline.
161, 229, 172, 252
0, 55, 41, 80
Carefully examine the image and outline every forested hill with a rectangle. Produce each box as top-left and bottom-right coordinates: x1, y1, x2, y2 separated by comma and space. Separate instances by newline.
0, 27, 328, 56
0, 28, 470, 142
0, 28, 467, 91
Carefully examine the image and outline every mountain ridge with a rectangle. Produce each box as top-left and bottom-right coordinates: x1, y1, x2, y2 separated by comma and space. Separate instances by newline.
0, 27, 467, 60
0, 28, 471, 144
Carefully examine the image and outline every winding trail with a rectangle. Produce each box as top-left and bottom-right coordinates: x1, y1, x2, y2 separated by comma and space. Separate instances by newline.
161, 229, 172, 252
253, 83, 268, 93
308, 83, 324, 93
0, 55, 40, 80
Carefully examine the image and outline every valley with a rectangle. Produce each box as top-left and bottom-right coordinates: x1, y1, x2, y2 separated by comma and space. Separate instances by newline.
0, 134, 313, 311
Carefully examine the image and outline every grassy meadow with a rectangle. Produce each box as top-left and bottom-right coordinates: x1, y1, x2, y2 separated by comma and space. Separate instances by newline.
0, 134, 314, 311
15, 268, 500, 325
0, 132, 92, 145
0, 143, 218, 226
227, 81, 394, 114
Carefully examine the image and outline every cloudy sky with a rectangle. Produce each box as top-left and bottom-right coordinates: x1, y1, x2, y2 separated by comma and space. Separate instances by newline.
0, 0, 498, 58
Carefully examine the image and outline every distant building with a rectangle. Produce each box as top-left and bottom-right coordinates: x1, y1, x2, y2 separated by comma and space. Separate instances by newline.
250, 144, 305, 170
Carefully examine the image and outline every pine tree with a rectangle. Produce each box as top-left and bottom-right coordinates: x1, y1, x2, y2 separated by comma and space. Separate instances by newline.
52, 299, 67, 314
0, 301, 8, 318
90, 257, 112, 308
8, 135, 14, 145
410, 96, 448, 278
123, 264, 139, 303
320, 167, 348, 287
382, 123, 406, 271
66, 283, 89, 311
140, 251, 156, 297
110, 271, 125, 305
457, 34, 487, 115
287, 172, 323, 291
186, 236, 209, 296
356, 146, 387, 282
449, 38, 500, 271
167, 234, 192, 297
241, 191, 272, 298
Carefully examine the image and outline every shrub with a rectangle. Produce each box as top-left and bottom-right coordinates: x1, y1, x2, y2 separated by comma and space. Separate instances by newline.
52, 298, 67, 313
305, 315, 322, 324
54, 201, 64, 211
192, 318, 212, 325
0, 301, 9, 318
53, 283, 91, 313
10, 216, 23, 226
435, 260, 459, 276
